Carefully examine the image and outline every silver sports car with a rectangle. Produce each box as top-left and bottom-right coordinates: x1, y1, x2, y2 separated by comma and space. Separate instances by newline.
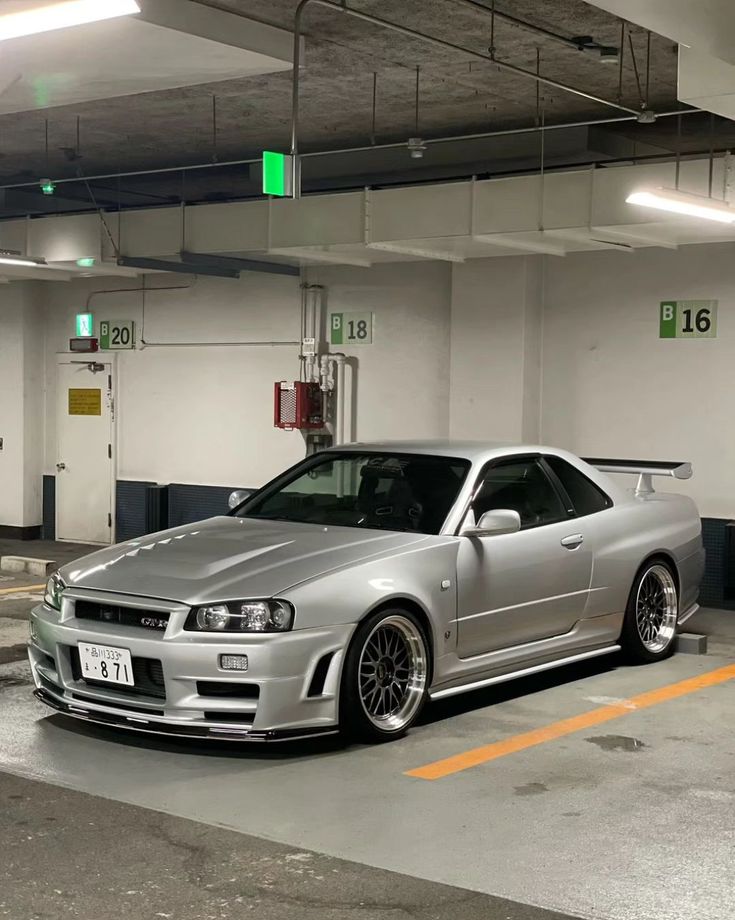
30, 442, 704, 743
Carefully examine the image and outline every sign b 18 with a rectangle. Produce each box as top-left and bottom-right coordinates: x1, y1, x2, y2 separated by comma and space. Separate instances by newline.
659, 301, 717, 339
330, 311, 373, 345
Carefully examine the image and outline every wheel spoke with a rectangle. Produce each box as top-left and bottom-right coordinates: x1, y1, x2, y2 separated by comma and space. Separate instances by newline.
635, 566, 677, 652
358, 618, 427, 729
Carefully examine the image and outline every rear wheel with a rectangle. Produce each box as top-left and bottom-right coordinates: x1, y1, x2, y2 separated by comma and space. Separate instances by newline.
620, 560, 678, 662
340, 609, 429, 743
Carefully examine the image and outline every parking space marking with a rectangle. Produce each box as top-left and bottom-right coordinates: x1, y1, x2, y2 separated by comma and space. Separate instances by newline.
406, 662, 735, 780
0, 584, 44, 596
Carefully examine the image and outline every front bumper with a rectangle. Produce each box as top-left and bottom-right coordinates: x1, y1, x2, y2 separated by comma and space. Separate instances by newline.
29, 590, 354, 741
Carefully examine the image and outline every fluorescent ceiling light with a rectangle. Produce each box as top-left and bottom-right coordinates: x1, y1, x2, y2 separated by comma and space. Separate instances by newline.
0, 249, 46, 267
626, 187, 735, 224
0, 0, 140, 42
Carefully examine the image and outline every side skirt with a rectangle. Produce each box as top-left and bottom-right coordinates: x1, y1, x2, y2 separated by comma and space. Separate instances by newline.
429, 645, 621, 701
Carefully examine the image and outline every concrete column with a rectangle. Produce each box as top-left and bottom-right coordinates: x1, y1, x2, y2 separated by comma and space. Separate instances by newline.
0, 283, 43, 534
449, 256, 543, 443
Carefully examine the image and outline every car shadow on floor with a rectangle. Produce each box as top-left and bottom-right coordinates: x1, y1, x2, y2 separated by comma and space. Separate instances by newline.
418, 653, 624, 728
39, 654, 627, 761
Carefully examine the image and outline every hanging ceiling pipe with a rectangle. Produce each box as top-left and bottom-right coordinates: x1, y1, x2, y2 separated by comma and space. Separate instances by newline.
0, 108, 700, 195
290, 0, 644, 196
451, 0, 599, 52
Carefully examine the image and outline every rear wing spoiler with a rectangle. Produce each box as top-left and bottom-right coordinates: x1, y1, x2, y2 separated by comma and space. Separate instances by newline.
582, 458, 692, 495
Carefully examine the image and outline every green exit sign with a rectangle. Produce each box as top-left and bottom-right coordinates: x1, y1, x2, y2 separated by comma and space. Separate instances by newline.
75, 313, 93, 337
262, 151, 294, 197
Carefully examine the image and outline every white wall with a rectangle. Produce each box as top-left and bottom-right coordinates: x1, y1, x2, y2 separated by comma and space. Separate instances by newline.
449, 256, 542, 443
305, 261, 452, 443
541, 243, 735, 518
0, 283, 43, 528
10, 240, 735, 527
42, 261, 452, 491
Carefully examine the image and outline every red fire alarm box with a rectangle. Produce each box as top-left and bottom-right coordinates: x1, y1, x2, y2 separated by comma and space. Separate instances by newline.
274, 381, 324, 430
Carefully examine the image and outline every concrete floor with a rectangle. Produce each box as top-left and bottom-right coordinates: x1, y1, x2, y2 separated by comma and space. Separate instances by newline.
1, 539, 734, 920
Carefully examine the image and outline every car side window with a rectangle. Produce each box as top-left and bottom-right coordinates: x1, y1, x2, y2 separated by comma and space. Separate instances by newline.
472, 459, 568, 530
544, 456, 612, 517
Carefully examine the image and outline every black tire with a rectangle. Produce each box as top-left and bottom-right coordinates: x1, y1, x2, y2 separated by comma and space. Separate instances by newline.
620, 558, 679, 663
339, 607, 430, 743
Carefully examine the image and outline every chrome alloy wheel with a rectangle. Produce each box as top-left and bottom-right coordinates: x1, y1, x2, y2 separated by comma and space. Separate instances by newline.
358, 615, 428, 732
635, 564, 678, 653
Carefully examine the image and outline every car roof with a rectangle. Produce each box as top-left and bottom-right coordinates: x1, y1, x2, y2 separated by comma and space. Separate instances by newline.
332, 440, 568, 464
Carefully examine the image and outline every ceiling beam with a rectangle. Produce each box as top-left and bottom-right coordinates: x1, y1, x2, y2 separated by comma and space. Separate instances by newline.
180, 250, 300, 276
473, 233, 567, 256
268, 247, 372, 268
367, 241, 466, 262
117, 256, 240, 278
590, 227, 679, 249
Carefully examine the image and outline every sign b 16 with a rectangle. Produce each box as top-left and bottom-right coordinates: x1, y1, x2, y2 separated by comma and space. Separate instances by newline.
659, 301, 717, 339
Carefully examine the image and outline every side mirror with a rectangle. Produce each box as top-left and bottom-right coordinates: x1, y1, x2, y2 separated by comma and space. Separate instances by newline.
461, 508, 521, 537
228, 489, 253, 510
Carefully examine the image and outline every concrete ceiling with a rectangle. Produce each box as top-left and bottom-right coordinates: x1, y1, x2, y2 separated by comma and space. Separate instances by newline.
0, 0, 732, 217
0, 1, 295, 114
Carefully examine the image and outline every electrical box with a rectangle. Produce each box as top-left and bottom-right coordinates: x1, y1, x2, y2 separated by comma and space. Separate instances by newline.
69, 337, 99, 353
274, 381, 324, 430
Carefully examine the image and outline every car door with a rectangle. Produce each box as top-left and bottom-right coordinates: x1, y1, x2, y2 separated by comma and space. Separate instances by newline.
456, 456, 593, 658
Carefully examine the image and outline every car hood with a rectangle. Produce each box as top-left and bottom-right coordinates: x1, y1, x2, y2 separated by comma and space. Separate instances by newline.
60, 516, 432, 604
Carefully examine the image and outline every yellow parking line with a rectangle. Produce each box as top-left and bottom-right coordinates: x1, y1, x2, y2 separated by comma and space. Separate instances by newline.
0, 583, 45, 596
406, 662, 735, 781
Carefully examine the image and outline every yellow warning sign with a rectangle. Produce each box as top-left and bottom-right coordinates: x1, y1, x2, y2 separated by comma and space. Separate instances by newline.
68, 388, 102, 416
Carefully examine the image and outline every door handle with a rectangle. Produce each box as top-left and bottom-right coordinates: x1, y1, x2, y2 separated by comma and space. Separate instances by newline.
56, 462, 66, 471
561, 533, 584, 549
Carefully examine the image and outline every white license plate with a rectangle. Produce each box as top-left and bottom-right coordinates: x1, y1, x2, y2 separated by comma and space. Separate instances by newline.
78, 642, 134, 686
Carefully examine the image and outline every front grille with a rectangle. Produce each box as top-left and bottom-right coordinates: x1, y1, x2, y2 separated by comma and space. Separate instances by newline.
74, 600, 170, 632
69, 647, 166, 700
196, 681, 260, 700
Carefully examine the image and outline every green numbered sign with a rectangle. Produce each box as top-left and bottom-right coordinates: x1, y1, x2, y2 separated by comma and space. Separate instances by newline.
659, 301, 717, 339
330, 312, 373, 345
100, 320, 136, 350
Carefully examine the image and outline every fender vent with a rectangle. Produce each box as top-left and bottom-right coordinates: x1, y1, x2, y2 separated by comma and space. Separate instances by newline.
307, 652, 335, 698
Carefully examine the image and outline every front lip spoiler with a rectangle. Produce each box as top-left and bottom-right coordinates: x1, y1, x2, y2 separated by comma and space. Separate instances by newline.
33, 688, 339, 744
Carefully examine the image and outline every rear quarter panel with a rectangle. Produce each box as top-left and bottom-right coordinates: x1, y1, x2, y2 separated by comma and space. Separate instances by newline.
585, 492, 703, 619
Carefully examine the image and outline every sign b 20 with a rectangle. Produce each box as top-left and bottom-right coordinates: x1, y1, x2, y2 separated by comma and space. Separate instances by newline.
659, 301, 717, 339
100, 320, 136, 350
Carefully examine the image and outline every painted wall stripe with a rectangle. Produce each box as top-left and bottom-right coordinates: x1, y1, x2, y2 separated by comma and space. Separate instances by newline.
406, 662, 735, 780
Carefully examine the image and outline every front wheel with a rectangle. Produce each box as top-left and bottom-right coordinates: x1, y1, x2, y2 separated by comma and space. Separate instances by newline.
620, 560, 678, 663
340, 609, 429, 743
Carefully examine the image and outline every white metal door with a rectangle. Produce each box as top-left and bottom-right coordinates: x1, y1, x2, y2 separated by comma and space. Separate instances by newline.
56, 358, 115, 544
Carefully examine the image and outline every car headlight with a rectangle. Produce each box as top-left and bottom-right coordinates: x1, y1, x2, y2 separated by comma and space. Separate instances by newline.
185, 600, 294, 633
44, 573, 65, 610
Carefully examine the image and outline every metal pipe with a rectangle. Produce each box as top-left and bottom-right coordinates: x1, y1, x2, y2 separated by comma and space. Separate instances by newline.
333, 353, 347, 445
86, 282, 193, 310
0, 110, 700, 194
139, 340, 300, 348
452, 0, 590, 52
289, 0, 642, 197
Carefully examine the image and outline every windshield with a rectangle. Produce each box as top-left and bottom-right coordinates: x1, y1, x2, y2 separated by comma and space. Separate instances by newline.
236, 452, 470, 535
